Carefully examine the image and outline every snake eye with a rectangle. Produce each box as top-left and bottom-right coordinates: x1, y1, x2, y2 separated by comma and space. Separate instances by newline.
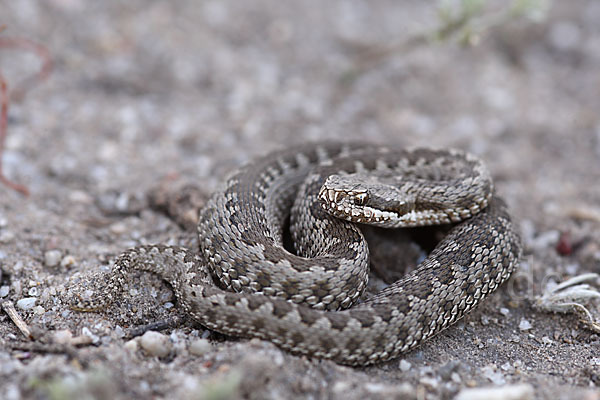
353, 192, 368, 206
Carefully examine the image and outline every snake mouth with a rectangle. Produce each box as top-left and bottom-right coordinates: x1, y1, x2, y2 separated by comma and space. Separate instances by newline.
318, 187, 399, 224
318, 186, 448, 227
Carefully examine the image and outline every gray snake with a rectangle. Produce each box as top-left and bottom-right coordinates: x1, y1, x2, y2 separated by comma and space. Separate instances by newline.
70, 142, 521, 366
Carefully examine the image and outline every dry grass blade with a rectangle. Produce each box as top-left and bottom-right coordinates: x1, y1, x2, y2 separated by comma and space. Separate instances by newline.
536, 273, 600, 333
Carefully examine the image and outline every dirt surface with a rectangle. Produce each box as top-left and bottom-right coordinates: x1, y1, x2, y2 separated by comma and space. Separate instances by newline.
1, 1, 600, 399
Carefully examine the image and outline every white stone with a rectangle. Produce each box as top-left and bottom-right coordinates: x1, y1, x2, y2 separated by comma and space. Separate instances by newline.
140, 331, 171, 357
0, 231, 15, 243
518, 319, 532, 331
451, 372, 461, 384
332, 381, 351, 394
60, 255, 77, 268
15, 297, 37, 310
399, 359, 412, 372
53, 329, 73, 345
500, 362, 514, 373
44, 250, 62, 267
455, 384, 533, 400
124, 339, 139, 352
189, 338, 212, 356
81, 327, 100, 344
541, 336, 553, 346
482, 365, 506, 385
114, 325, 125, 339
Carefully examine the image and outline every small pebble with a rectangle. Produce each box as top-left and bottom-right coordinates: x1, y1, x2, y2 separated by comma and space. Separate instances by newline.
399, 359, 412, 372
140, 331, 172, 357
53, 329, 73, 345
114, 325, 126, 339
451, 372, 461, 384
482, 365, 506, 385
16, 297, 37, 310
33, 306, 45, 315
81, 327, 100, 344
455, 384, 534, 400
365, 382, 393, 393
420, 366, 434, 375
11, 281, 22, 296
69, 190, 93, 204
419, 377, 439, 390
0, 286, 9, 297
124, 339, 139, 352
60, 255, 77, 268
110, 222, 128, 235
542, 336, 553, 346
169, 332, 183, 344
201, 330, 211, 339
189, 338, 212, 356
439, 360, 461, 380
499, 308, 510, 316
44, 250, 62, 267
0, 230, 15, 243
519, 319, 532, 331
12, 261, 24, 272
332, 381, 352, 393
500, 362, 514, 373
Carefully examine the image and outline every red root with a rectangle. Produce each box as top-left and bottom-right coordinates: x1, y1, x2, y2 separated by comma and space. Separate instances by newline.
0, 31, 53, 196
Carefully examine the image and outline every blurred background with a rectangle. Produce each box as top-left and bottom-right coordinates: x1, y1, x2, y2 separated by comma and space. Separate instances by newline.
2, 0, 598, 210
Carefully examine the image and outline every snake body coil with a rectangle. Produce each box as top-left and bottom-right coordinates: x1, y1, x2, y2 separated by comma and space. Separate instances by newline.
72, 142, 521, 366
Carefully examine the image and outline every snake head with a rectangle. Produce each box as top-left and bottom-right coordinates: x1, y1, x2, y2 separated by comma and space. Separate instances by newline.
318, 174, 416, 225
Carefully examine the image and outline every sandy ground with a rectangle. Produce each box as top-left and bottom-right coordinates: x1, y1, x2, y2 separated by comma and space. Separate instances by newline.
1, 1, 599, 399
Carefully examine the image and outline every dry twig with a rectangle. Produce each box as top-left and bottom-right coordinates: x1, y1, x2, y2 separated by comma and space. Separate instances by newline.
1, 300, 33, 339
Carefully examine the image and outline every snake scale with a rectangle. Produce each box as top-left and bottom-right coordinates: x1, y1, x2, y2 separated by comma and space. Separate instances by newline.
70, 142, 521, 366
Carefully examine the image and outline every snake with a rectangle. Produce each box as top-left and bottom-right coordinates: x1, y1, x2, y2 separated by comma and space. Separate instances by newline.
70, 142, 521, 366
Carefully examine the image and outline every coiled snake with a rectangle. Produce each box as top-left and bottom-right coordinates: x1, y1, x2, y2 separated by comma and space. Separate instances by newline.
70, 142, 521, 366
